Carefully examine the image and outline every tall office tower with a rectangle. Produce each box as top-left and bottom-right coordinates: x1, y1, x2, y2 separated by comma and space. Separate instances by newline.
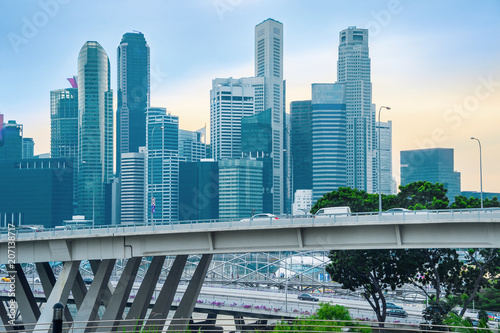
210, 77, 258, 160
241, 108, 273, 213
22, 138, 35, 159
311, 83, 347, 201
147, 107, 179, 223
77, 41, 113, 225
255, 18, 285, 214
337, 26, 374, 193
179, 129, 207, 162
218, 159, 263, 219
400, 148, 461, 201
120, 152, 145, 224
179, 161, 219, 221
0, 119, 23, 160
51, 79, 78, 206
374, 121, 393, 195
290, 101, 313, 197
116, 32, 150, 175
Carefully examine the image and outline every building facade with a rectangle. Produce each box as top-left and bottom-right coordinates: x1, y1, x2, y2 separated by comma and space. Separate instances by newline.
292, 189, 313, 215
311, 83, 347, 201
147, 107, 179, 223
0, 118, 23, 161
120, 152, 145, 224
179, 161, 219, 221
218, 159, 263, 219
374, 121, 393, 195
290, 100, 313, 198
179, 129, 207, 162
22, 138, 35, 159
116, 32, 150, 175
337, 26, 375, 193
400, 148, 461, 201
77, 41, 113, 225
0, 158, 73, 228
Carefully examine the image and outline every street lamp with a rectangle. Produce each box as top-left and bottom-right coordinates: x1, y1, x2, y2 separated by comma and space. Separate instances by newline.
150, 125, 163, 224
378, 106, 391, 213
470, 137, 483, 209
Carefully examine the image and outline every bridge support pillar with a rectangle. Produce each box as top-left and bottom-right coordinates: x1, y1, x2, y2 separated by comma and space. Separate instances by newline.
145, 254, 188, 330
124, 255, 166, 329
97, 257, 142, 332
14, 263, 40, 331
234, 315, 245, 331
168, 254, 213, 332
89, 259, 114, 307
34, 261, 80, 333
72, 259, 116, 333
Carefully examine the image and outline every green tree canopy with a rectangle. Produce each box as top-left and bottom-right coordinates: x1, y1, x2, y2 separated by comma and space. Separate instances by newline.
450, 196, 500, 209
396, 181, 449, 210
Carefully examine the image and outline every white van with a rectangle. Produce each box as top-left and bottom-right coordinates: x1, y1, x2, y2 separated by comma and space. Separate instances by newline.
314, 206, 351, 217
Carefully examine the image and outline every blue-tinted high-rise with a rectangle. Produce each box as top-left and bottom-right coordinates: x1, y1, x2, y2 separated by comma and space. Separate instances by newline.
116, 32, 150, 175
77, 41, 113, 225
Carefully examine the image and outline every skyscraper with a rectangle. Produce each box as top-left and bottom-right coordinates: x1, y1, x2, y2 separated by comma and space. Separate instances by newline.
120, 151, 145, 224
22, 138, 35, 159
179, 129, 207, 162
51, 79, 78, 206
290, 100, 313, 196
375, 121, 393, 195
77, 41, 113, 225
255, 18, 285, 214
116, 32, 150, 175
337, 26, 374, 193
147, 107, 179, 223
400, 148, 461, 201
311, 83, 347, 201
0, 119, 22, 161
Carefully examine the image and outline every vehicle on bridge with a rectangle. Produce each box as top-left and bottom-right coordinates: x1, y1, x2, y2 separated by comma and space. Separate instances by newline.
240, 213, 279, 222
297, 293, 319, 301
314, 206, 351, 217
386, 302, 403, 310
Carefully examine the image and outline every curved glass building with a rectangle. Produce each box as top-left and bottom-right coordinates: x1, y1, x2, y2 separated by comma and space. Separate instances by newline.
77, 41, 113, 225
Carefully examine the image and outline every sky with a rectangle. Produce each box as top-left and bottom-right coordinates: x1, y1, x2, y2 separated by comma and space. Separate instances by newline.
1, 0, 499, 192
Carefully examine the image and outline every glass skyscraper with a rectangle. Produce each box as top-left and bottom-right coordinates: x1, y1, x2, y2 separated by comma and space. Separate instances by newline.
77, 41, 113, 225
0, 118, 23, 161
311, 83, 347, 201
290, 100, 313, 196
116, 32, 150, 175
337, 26, 375, 193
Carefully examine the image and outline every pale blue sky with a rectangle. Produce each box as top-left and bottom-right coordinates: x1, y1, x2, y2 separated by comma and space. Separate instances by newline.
1, 0, 500, 191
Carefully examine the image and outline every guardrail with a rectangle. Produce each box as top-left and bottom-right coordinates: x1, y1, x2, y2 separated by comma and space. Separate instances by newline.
2, 208, 500, 241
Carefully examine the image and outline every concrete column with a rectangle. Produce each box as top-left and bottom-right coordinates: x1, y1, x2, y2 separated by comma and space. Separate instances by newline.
35, 262, 73, 323
89, 259, 114, 307
0, 300, 14, 331
71, 272, 88, 309
72, 259, 116, 333
125, 256, 166, 326
145, 255, 188, 331
168, 254, 213, 332
97, 257, 141, 332
14, 263, 40, 330
234, 315, 245, 331
34, 261, 80, 333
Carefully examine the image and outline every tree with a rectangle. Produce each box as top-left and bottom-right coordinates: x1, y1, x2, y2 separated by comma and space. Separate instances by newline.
450, 196, 500, 209
457, 249, 500, 316
326, 249, 418, 327
475, 287, 500, 312
396, 181, 449, 209
310, 187, 378, 214
409, 249, 464, 302
422, 299, 454, 331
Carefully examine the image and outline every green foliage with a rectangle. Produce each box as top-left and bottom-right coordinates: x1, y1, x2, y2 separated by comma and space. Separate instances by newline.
396, 181, 449, 210
444, 312, 490, 333
310, 187, 378, 214
478, 310, 489, 322
274, 303, 371, 332
450, 196, 500, 209
422, 299, 454, 330
475, 287, 500, 312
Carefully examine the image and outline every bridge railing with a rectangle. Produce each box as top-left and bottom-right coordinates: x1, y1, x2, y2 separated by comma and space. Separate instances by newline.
2, 208, 500, 240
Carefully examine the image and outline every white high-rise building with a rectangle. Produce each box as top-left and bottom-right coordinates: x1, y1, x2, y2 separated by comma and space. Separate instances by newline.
374, 121, 393, 195
337, 26, 375, 193
146, 107, 179, 223
255, 18, 285, 214
179, 129, 206, 162
120, 152, 145, 224
292, 189, 313, 216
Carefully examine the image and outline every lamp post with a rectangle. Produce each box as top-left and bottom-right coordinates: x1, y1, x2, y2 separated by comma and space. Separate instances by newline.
470, 137, 483, 209
378, 106, 391, 213
150, 125, 163, 224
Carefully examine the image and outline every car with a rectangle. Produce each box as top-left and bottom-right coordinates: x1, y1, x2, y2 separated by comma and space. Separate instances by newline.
15, 226, 44, 233
297, 293, 319, 302
386, 302, 403, 310
387, 309, 408, 318
83, 278, 93, 285
385, 208, 411, 213
486, 312, 500, 322
314, 207, 351, 217
0, 277, 11, 282
240, 213, 279, 222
